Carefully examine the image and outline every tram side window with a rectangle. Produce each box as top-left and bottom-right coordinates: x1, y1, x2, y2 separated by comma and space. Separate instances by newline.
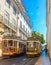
14, 41, 17, 47
3, 41, 7, 47
8, 40, 13, 46
34, 42, 37, 48
19, 43, 22, 48
38, 43, 40, 49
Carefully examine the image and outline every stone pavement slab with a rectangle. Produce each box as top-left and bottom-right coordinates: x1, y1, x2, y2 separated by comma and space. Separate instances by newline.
35, 51, 51, 65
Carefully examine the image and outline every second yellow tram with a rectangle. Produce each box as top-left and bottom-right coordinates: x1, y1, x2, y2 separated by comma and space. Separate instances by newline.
26, 37, 41, 56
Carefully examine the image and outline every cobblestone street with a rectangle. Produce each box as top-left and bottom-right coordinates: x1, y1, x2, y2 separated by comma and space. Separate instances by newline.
0, 51, 50, 65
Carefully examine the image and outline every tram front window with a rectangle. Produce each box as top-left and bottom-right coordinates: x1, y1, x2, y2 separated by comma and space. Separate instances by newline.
27, 42, 34, 52
27, 42, 37, 52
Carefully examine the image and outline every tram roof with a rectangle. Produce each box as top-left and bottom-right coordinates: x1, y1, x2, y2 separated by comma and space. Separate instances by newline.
27, 37, 41, 43
27, 37, 38, 41
3, 35, 26, 45
3, 35, 21, 39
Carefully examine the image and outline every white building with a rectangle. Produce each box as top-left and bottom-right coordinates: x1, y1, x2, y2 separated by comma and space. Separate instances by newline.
0, 0, 18, 36
0, 0, 31, 39
17, 12, 31, 40
46, 0, 51, 58
15, 0, 31, 40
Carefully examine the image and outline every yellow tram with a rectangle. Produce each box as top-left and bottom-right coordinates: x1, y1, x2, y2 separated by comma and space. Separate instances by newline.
2, 35, 26, 56
26, 37, 41, 56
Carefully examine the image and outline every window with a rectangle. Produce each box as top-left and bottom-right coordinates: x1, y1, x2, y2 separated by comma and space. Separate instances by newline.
12, 19, 16, 30
20, 32, 22, 38
13, 7, 17, 15
8, 40, 13, 46
10, 5, 13, 12
20, 21, 22, 28
12, 19, 16, 26
28, 31, 29, 34
28, 42, 34, 48
4, 27, 9, 34
34, 42, 37, 48
3, 40, 7, 47
6, 0, 10, 8
14, 0, 18, 2
27, 42, 34, 52
12, 31, 15, 36
26, 28, 27, 33
19, 43, 22, 48
14, 41, 17, 47
5, 11, 10, 23
23, 25, 25, 31
20, 13, 22, 18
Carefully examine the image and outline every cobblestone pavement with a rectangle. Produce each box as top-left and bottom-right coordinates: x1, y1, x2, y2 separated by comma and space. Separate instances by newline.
35, 51, 51, 65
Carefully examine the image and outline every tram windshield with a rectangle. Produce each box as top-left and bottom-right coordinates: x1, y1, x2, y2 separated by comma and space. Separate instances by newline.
27, 42, 37, 52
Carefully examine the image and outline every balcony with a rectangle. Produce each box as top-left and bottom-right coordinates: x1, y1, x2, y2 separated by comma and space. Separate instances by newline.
0, 14, 17, 32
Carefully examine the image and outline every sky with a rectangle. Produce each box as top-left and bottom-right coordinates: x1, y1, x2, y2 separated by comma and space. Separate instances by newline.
22, 0, 46, 40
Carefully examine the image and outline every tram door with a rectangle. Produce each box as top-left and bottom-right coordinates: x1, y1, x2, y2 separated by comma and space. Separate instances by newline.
14, 41, 17, 54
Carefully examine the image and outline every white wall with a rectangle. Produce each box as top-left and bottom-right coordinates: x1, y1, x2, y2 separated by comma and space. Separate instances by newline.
18, 13, 31, 40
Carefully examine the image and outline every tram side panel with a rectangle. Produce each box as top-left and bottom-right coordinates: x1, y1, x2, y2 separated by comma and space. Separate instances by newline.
13, 41, 18, 54
2, 40, 14, 56
2, 39, 26, 56
13, 42, 26, 55
17, 42, 26, 54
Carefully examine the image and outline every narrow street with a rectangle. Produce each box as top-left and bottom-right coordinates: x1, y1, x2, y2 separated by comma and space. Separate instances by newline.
0, 54, 39, 65
0, 51, 50, 65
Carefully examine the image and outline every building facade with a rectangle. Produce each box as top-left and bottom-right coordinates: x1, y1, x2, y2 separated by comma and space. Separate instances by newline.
46, 0, 51, 58
0, 0, 31, 39
16, 0, 31, 40
0, 0, 18, 36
